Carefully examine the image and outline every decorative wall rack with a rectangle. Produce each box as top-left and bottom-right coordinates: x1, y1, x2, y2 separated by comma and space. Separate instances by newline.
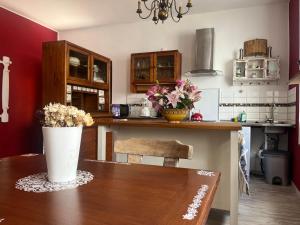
0, 56, 12, 123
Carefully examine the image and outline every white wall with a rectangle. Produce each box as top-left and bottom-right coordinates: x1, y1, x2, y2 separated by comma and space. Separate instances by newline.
60, 3, 289, 103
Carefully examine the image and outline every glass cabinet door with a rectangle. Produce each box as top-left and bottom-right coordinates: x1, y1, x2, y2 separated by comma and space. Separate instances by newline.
235, 61, 246, 78
155, 53, 176, 82
68, 48, 89, 80
266, 59, 280, 79
132, 55, 153, 82
92, 57, 109, 84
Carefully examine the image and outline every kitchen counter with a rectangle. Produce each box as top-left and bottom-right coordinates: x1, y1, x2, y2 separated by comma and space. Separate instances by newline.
95, 118, 242, 131
96, 117, 240, 225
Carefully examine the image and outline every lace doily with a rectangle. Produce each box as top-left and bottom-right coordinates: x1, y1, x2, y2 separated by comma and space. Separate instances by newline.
197, 170, 215, 176
15, 170, 94, 193
182, 185, 209, 220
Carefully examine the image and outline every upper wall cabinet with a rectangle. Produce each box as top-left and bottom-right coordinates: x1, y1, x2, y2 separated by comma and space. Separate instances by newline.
131, 50, 182, 93
42, 40, 112, 117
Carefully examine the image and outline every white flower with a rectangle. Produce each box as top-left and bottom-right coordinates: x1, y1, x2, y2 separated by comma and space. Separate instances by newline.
41, 103, 94, 127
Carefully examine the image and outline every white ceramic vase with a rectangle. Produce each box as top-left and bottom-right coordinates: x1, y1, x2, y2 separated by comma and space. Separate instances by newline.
42, 126, 83, 183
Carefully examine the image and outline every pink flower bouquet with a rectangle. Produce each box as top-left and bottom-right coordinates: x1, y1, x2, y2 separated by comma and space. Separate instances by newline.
146, 79, 201, 111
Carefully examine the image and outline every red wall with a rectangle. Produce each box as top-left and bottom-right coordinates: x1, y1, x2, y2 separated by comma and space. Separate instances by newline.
289, 0, 300, 190
0, 8, 57, 157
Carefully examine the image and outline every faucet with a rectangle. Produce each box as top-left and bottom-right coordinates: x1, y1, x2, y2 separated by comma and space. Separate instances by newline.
266, 103, 276, 123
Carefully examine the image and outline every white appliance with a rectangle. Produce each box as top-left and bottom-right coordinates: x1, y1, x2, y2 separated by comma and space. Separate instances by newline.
192, 88, 220, 121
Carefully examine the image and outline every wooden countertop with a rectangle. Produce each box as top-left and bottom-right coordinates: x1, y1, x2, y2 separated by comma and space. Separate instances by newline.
95, 118, 241, 131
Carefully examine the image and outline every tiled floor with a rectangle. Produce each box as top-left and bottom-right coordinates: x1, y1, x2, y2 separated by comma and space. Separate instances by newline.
207, 176, 300, 225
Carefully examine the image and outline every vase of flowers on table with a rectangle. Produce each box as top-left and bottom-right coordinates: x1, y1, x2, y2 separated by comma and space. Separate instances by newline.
39, 103, 94, 183
146, 79, 201, 123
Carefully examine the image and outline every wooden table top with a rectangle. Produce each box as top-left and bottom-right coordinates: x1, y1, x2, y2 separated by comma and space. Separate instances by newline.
95, 118, 241, 131
0, 155, 220, 225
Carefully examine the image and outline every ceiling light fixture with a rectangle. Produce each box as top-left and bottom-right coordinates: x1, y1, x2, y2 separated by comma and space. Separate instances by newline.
136, 0, 192, 24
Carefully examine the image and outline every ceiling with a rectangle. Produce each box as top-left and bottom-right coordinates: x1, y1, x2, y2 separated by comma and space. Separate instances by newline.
0, 0, 288, 31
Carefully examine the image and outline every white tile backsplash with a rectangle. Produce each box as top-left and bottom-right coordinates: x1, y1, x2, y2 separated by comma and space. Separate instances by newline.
234, 97, 247, 104
288, 87, 297, 104
259, 113, 270, 121
127, 85, 292, 123
274, 90, 288, 98
288, 112, 296, 122
260, 107, 271, 113
221, 90, 234, 98
234, 106, 247, 115
274, 107, 287, 113
220, 112, 234, 121
259, 88, 273, 98
259, 97, 273, 103
247, 113, 260, 121
234, 87, 247, 98
288, 87, 296, 96
246, 87, 260, 97
247, 97, 260, 103
288, 94, 296, 103
247, 107, 260, 113
219, 107, 234, 113
220, 97, 233, 104
274, 113, 288, 121
221, 105, 292, 122
288, 106, 296, 113
287, 104, 296, 125
275, 97, 288, 103
219, 85, 290, 122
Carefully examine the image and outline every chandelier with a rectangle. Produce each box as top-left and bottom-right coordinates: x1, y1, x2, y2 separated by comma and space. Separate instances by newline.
136, 0, 192, 24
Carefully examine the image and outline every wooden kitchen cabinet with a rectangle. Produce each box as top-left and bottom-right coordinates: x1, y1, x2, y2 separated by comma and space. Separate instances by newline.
42, 40, 112, 116
80, 126, 98, 160
131, 50, 182, 93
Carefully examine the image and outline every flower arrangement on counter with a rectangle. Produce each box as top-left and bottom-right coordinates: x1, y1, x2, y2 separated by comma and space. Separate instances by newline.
38, 103, 94, 127
146, 79, 202, 111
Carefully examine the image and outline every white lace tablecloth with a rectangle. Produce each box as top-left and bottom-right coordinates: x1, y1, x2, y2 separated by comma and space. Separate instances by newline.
15, 170, 94, 193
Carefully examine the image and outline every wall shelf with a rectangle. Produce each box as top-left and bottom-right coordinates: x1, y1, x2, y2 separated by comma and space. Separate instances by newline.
233, 57, 280, 85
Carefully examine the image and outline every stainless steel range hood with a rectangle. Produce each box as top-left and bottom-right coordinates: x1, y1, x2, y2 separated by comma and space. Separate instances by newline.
185, 28, 222, 76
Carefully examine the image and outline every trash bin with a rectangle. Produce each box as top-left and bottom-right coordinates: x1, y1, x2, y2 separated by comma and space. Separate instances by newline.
262, 150, 290, 186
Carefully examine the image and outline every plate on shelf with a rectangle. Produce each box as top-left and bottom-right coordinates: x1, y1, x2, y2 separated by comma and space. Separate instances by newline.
69, 57, 80, 67
94, 78, 105, 83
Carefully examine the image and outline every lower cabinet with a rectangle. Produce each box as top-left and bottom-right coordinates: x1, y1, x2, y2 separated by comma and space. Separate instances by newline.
80, 126, 97, 160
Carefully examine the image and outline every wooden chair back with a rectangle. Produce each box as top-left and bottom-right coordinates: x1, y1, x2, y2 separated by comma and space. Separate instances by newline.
114, 138, 193, 167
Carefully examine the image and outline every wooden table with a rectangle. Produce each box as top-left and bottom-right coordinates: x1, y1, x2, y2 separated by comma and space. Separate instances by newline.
0, 155, 220, 225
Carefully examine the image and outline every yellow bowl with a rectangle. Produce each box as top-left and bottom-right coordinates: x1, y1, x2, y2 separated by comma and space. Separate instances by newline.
162, 108, 189, 123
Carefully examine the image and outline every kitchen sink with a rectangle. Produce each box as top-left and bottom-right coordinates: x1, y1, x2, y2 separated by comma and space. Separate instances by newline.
242, 121, 295, 127
262, 121, 292, 126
